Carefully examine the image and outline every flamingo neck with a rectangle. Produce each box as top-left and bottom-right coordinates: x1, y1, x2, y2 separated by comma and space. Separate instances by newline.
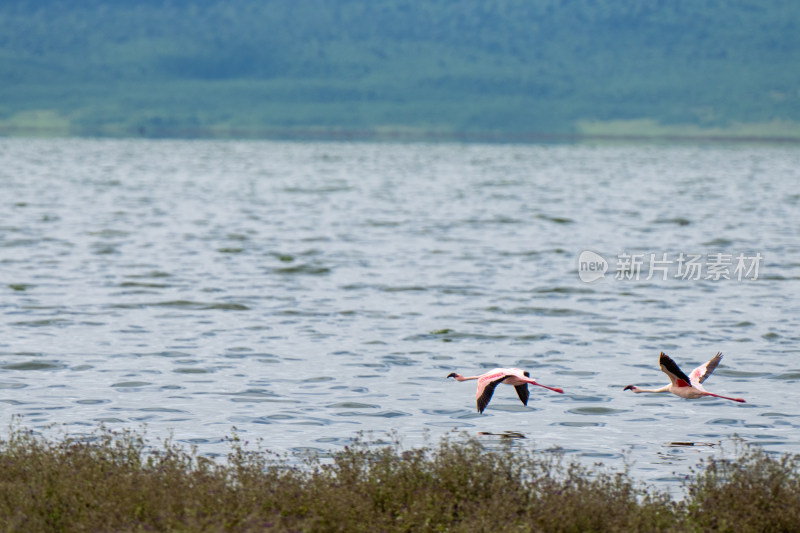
633, 385, 671, 394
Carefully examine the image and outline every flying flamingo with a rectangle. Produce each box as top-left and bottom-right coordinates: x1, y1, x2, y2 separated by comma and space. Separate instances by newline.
623, 352, 745, 403
447, 368, 564, 414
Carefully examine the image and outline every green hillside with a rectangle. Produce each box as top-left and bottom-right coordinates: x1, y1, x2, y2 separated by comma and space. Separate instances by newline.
1, 0, 799, 140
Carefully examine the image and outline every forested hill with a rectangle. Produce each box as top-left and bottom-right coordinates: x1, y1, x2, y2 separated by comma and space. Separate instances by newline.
1, 0, 799, 140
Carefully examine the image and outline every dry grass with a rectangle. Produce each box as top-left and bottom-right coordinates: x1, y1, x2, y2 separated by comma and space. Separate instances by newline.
686, 442, 800, 532
0, 425, 797, 532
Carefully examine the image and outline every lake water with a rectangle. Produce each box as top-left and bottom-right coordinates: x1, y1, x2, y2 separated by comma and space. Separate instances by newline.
1, 138, 799, 490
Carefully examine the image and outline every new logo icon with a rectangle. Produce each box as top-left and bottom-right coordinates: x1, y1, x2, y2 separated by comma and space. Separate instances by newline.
578, 250, 607, 282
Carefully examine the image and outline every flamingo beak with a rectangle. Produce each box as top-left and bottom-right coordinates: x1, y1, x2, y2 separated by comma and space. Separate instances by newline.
447, 373, 457, 379
623, 385, 635, 391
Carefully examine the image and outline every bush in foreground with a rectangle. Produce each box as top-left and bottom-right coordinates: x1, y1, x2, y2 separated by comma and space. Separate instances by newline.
0, 426, 797, 532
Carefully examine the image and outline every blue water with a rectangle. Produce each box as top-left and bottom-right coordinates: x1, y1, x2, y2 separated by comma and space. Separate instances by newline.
1, 138, 798, 489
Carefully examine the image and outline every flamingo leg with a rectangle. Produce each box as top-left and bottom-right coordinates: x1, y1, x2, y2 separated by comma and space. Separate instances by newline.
531, 382, 564, 394
703, 392, 746, 403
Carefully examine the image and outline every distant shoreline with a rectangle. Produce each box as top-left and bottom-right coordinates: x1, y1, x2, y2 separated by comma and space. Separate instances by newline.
3, 125, 800, 145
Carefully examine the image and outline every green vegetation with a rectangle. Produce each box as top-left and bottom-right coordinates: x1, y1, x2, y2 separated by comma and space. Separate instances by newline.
1, 0, 799, 140
0, 426, 798, 532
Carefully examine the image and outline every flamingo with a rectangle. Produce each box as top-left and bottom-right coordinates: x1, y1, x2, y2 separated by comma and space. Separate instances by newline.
623, 352, 745, 403
447, 368, 564, 414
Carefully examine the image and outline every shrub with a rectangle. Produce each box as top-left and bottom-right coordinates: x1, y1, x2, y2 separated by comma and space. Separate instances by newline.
0, 425, 797, 532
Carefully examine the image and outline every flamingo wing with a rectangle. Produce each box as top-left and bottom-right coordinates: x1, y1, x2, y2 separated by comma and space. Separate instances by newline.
476, 376, 507, 414
514, 384, 530, 406
689, 352, 723, 385
659, 352, 692, 388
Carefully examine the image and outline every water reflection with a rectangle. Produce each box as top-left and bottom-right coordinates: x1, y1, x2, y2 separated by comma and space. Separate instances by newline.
478, 430, 527, 440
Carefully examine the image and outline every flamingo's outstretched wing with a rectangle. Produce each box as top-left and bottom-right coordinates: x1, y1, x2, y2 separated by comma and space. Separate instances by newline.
514, 384, 529, 406
659, 352, 692, 388
476, 376, 506, 414
690, 352, 723, 386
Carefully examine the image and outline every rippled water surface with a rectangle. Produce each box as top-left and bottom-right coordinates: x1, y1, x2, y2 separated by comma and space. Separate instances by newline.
1, 138, 799, 487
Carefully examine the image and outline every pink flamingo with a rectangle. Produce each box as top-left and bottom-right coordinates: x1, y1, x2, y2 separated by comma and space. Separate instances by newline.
624, 352, 745, 403
447, 368, 564, 414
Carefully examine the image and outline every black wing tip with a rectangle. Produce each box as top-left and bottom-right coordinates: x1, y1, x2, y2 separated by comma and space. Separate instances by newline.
514, 384, 529, 406
477, 395, 491, 414
476, 377, 505, 414
659, 352, 692, 384
523, 371, 530, 377
659, 352, 675, 365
